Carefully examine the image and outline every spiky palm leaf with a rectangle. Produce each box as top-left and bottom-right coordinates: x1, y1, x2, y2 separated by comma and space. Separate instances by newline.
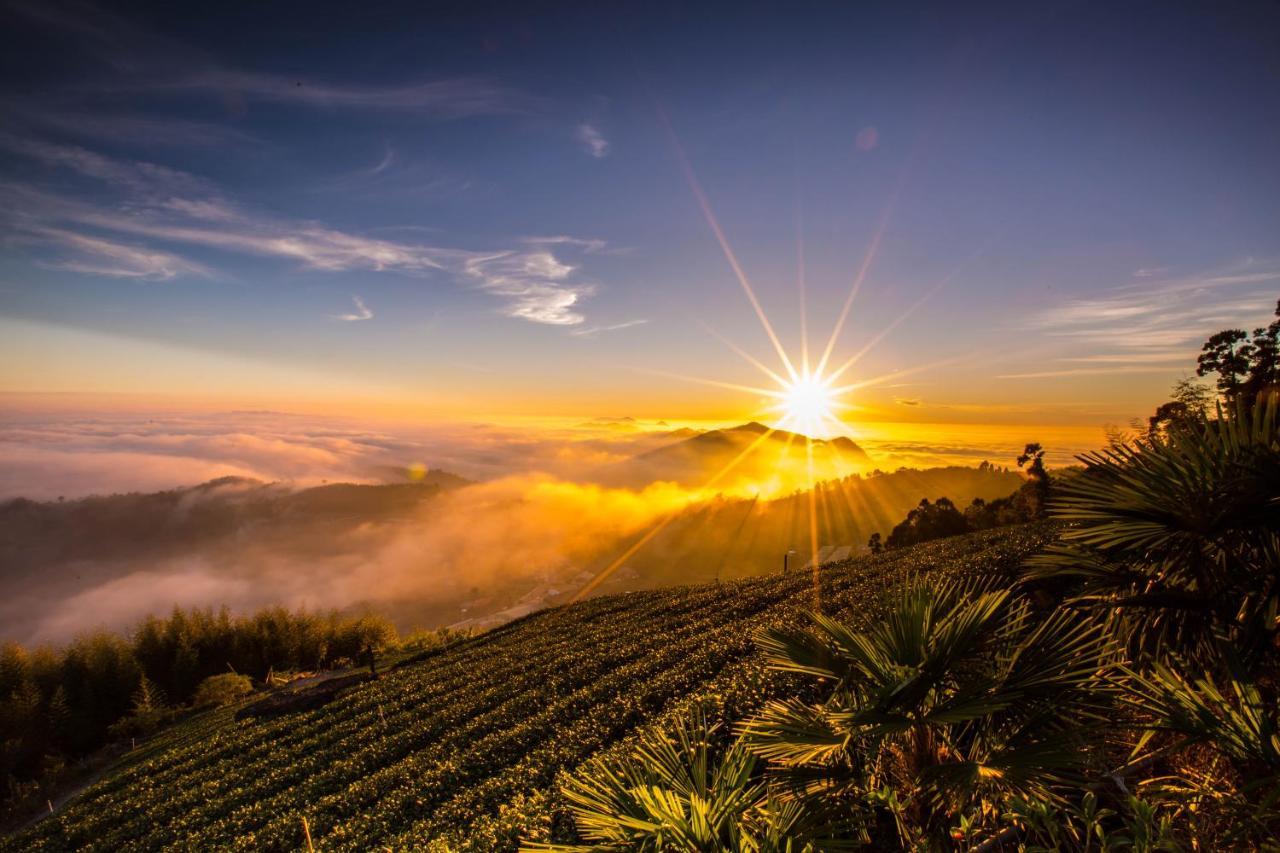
537, 704, 854, 852
1024, 398, 1280, 663
1123, 662, 1280, 782
742, 579, 1117, 844
1115, 660, 1280, 843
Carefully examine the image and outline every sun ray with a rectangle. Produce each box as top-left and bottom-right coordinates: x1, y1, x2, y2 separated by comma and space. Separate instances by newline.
712, 494, 760, 583
697, 320, 792, 389
571, 424, 781, 601
656, 103, 799, 382
632, 366, 786, 400
823, 276, 951, 385
826, 449, 872, 535
796, 197, 810, 376
805, 431, 821, 611
823, 243, 994, 386
812, 139, 931, 378
826, 352, 972, 397
813, 210, 891, 378
575, 124, 965, 606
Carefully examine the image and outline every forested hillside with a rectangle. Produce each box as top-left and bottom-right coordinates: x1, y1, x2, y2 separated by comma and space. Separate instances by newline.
3, 526, 1050, 851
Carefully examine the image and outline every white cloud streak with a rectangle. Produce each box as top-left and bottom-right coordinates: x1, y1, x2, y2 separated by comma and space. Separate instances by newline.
180, 71, 531, 117
523, 235, 608, 253
576, 123, 609, 158
570, 319, 648, 337
463, 250, 594, 325
1, 139, 604, 326
997, 366, 1184, 380
0, 133, 213, 196
32, 227, 212, 279
1026, 264, 1280, 351
9, 1, 532, 120
333, 295, 373, 322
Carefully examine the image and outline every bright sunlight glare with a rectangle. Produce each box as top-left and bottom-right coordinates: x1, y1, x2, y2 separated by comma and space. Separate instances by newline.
779, 372, 839, 435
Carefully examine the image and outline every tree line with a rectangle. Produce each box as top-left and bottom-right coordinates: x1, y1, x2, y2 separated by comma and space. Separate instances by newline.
867, 443, 1052, 553
869, 299, 1280, 556
1, 606, 402, 816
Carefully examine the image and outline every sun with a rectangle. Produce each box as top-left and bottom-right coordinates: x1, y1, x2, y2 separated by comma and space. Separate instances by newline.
778, 371, 839, 435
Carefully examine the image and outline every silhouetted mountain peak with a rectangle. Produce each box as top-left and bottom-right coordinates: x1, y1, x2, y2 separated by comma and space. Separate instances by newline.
732, 421, 771, 435
196, 476, 266, 490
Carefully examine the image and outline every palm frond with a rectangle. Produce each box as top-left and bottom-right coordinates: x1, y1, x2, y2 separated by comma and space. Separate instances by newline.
1122, 663, 1280, 773
1024, 397, 1280, 664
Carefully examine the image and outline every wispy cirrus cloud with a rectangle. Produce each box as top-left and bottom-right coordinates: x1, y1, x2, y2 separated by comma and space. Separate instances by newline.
0, 133, 213, 196
1016, 263, 1280, 377
1056, 351, 1200, 364
1032, 266, 1279, 339
463, 250, 595, 325
1, 134, 608, 325
69, 207, 463, 273
25, 226, 212, 280
158, 71, 532, 117
523, 235, 608, 253
333, 295, 373, 322
570, 319, 648, 337
9, 0, 533, 120
997, 366, 1184, 380
3, 4, 614, 327
576, 123, 609, 158
24, 111, 260, 149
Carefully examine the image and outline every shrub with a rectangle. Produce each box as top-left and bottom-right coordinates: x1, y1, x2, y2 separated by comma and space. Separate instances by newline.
332, 615, 398, 675
192, 673, 254, 708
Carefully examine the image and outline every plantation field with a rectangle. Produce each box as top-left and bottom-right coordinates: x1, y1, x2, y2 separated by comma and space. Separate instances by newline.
4, 525, 1052, 852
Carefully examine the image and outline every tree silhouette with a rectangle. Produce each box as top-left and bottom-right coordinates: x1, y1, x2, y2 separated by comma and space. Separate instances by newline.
1196, 300, 1280, 407
1016, 442, 1046, 479
1016, 443, 1051, 518
1197, 329, 1253, 401
1148, 377, 1214, 437
1239, 299, 1280, 406
885, 497, 969, 549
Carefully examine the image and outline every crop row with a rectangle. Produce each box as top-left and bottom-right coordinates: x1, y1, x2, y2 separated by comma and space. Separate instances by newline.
6, 525, 1051, 852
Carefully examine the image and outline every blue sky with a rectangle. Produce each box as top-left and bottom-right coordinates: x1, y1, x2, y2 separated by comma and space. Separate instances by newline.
1, 0, 1278, 423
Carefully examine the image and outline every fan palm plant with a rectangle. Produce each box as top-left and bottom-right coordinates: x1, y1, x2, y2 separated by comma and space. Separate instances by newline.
1023, 398, 1279, 666
740, 579, 1117, 846
1022, 397, 1280, 844
534, 703, 844, 852
1113, 660, 1280, 843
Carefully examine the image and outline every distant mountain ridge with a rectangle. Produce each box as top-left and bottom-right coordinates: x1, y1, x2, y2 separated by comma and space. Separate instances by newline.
639, 421, 869, 461
0, 472, 470, 565
0, 448, 1023, 650
0, 473, 474, 644
603, 421, 871, 488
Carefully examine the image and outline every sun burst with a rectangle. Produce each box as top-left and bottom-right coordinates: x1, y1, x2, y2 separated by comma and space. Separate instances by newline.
776, 370, 839, 436
576, 109, 949, 605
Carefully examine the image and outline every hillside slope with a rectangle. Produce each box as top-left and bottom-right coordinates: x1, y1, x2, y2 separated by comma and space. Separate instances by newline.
5, 525, 1052, 852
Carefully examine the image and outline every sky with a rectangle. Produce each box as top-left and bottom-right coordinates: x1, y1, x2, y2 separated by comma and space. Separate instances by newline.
2, 0, 1279, 432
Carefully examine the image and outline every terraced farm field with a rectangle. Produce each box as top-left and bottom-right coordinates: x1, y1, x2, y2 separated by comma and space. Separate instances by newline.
5, 525, 1052, 852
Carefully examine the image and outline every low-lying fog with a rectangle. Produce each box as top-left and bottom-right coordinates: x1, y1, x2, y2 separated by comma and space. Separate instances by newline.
0, 407, 1098, 647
